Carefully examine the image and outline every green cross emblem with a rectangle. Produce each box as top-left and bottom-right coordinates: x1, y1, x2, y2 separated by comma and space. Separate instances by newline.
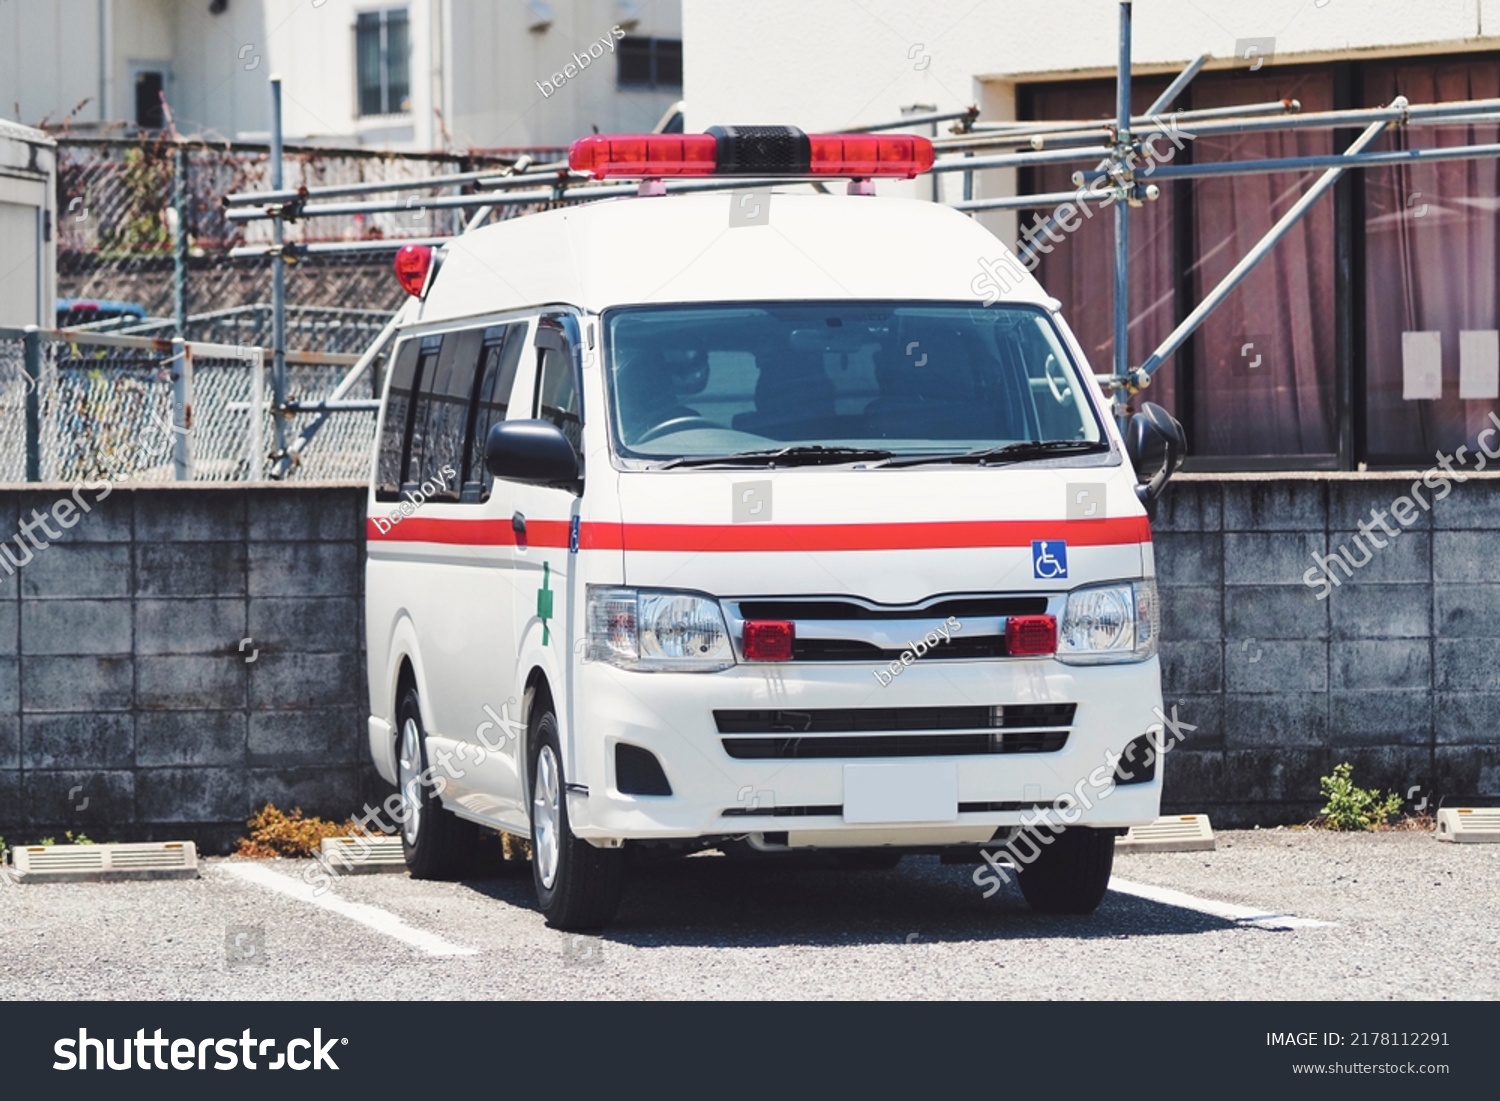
537, 561, 553, 646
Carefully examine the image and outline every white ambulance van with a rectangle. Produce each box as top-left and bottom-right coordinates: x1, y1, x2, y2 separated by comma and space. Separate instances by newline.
364, 127, 1186, 929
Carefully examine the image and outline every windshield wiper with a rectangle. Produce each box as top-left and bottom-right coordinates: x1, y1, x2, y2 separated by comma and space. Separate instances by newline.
879, 439, 1110, 469
660, 445, 895, 470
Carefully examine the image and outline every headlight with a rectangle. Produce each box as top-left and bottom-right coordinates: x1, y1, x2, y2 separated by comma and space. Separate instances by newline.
1055, 579, 1158, 664
585, 587, 735, 672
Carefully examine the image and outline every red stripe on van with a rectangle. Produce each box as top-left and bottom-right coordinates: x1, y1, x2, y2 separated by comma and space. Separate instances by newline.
366, 515, 1150, 551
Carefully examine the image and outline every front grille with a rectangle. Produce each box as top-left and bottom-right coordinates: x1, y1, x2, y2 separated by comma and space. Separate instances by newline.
714, 704, 1076, 734
735, 596, 1048, 621
726, 594, 1057, 664
793, 636, 1011, 661
722, 730, 1069, 759
719, 801, 1056, 818
715, 703, 1074, 760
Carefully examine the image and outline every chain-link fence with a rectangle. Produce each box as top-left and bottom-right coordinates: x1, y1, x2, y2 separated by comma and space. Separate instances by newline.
0, 331, 382, 483
14, 135, 556, 481
57, 136, 540, 325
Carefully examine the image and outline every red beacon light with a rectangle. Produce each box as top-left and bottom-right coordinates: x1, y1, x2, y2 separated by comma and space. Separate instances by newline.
1006, 615, 1058, 657
393, 243, 434, 298
568, 126, 934, 192
742, 620, 795, 662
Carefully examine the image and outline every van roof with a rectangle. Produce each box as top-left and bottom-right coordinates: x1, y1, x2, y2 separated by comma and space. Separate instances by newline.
416, 191, 1052, 322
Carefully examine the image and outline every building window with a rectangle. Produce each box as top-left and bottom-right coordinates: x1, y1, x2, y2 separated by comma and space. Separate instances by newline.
134, 71, 166, 129
356, 8, 411, 116
617, 35, 682, 90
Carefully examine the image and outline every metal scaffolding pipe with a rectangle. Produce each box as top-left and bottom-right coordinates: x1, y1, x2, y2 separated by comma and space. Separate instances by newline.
1112, 1, 1132, 386
223, 162, 551, 206
1150, 57, 1215, 114
960, 95, 1295, 141
228, 168, 874, 226
1142, 96, 1500, 141
846, 106, 979, 133
950, 132, 1500, 211
947, 100, 1301, 152
269, 76, 289, 470
284, 399, 382, 412
1147, 137, 1500, 181
958, 95, 1500, 152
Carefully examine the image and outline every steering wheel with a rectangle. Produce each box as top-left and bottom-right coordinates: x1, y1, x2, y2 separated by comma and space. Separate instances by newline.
1043, 354, 1073, 405
637, 415, 719, 442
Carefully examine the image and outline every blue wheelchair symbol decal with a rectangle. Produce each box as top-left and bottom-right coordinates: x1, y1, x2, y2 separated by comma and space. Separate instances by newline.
1032, 540, 1067, 580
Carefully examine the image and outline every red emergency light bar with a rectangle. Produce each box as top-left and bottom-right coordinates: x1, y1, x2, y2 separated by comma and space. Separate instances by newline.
569, 126, 934, 181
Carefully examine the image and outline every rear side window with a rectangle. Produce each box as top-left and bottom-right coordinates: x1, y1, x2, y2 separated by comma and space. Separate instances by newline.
409, 329, 482, 500
464, 323, 528, 497
375, 336, 437, 500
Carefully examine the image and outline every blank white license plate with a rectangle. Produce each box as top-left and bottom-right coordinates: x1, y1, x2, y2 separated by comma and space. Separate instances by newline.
842, 762, 958, 824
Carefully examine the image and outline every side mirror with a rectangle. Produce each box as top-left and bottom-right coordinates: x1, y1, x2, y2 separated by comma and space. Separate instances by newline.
1124, 401, 1186, 510
485, 420, 581, 493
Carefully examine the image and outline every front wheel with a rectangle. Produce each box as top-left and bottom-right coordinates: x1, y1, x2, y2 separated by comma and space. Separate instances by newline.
1015, 827, 1115, 914
529, 709, 624, 930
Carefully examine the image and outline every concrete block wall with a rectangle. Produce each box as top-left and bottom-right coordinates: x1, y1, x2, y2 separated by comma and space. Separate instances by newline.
1155, 473, 1500, 826
0, 485, 383, 853
3, 477, 1495, 849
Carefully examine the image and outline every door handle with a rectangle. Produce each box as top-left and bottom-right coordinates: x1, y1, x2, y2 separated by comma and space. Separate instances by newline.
512, 511, 526, 537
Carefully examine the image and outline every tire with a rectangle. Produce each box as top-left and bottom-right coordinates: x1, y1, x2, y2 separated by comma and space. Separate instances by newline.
1015, 827, 1115, 914
396, 685, 479, 879
833, 849, 904, 871
529, 708, 625, 930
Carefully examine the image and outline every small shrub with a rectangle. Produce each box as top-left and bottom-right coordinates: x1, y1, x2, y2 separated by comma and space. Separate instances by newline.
236, 804, 365, 858
500, 831, 532, 862
1318, 762, 1405, 831
64, 831, 94, 845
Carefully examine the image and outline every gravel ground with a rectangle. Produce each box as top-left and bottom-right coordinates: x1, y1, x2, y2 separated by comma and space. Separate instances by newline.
2, 829, 1496, 1000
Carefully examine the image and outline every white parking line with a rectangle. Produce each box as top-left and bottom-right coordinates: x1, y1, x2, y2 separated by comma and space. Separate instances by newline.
217, 862, 479, 956
1109, 876, 1337, 930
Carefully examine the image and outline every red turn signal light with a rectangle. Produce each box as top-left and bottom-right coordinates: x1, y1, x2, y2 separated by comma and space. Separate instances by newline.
1006, 615, 1058, 656
393, 244, 434, 298
742, 620, 795, 662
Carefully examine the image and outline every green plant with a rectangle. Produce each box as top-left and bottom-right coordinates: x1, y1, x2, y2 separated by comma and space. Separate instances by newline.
64, 831, 94, 845
1318, 762, 1405, 831
37, 836, 56, 847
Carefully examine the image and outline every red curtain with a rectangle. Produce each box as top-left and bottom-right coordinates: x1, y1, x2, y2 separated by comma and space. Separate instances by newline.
1362, 60, 1500, 462
1187, 70, 1337, 459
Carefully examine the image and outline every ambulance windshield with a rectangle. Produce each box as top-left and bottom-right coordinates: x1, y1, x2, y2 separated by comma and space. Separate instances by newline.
604, 302, 1105, 465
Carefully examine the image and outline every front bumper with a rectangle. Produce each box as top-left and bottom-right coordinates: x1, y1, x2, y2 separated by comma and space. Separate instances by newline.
565, 656, 1165, 845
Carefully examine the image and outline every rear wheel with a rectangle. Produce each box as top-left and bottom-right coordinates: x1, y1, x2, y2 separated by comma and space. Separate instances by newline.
1015, 827, 1115, 914
396, 685, 478, 879
529, 708, 625, 930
